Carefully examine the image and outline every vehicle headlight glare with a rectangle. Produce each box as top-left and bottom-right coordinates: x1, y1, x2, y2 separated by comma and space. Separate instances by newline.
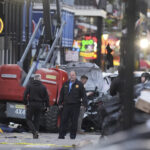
140, 38, 149, 49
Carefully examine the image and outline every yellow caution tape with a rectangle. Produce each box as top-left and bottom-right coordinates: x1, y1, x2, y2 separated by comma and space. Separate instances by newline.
0, 142, 72, 148
0, 128, 3, 133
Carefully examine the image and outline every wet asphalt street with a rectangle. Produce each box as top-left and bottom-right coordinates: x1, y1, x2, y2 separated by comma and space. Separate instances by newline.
0, 132, 100, 150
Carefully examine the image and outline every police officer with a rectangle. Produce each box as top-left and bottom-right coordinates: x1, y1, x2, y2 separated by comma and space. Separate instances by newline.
140, 72, 150, 83
77, 75, 88, 134
58, 71, 86, 139
134, 72, 150, 97
23, 74, 49, 139
110, 66, 125, 97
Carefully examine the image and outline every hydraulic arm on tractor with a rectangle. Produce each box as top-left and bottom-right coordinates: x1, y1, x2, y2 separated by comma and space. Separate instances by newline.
19, 0, 65, 87
0, 0, 68, 132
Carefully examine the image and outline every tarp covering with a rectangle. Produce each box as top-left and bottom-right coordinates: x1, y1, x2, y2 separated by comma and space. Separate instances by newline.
134, 81, 150, 97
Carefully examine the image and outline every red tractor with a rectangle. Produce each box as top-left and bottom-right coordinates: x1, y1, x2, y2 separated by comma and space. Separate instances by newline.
0, 0, 68, 132
0, 65, 68, 132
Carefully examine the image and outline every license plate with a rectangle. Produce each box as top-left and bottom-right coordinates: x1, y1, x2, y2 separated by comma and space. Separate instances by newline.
6, 103, 26, 119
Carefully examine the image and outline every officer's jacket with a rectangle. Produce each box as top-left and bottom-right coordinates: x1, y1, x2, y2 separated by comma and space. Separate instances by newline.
58, 79, 87, 107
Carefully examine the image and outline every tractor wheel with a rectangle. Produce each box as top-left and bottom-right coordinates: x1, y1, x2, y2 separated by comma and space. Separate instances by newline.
45, 105, 59, 132
0, 103, 7, 123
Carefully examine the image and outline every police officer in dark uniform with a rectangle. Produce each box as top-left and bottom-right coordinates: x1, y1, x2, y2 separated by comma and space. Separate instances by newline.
58, 71, 86, 139
110, 66, 125, 97
78, 75, 88, 134
23, 74, 49, 139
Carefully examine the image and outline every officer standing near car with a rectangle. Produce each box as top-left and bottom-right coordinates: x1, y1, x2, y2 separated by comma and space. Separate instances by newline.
77, 75, 88, 134
23, 74, 49, 139
58, 71, 86, 139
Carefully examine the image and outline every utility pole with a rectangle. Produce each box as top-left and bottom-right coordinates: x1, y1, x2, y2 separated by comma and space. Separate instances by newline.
4, 0, 8, 64
95, 17, 103, 67
24, 0, 32, 72
121, 0, 136, 130
94, 0, 105, 67
42, 0, 53, 44
11, 1, 14, 63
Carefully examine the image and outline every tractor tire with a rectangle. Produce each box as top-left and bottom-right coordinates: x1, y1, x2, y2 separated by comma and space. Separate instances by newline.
45, 105, 59, 132
0, 103, 8, 123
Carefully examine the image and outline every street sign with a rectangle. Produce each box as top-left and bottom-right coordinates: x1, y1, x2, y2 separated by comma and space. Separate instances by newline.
65, 50, 79, 61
